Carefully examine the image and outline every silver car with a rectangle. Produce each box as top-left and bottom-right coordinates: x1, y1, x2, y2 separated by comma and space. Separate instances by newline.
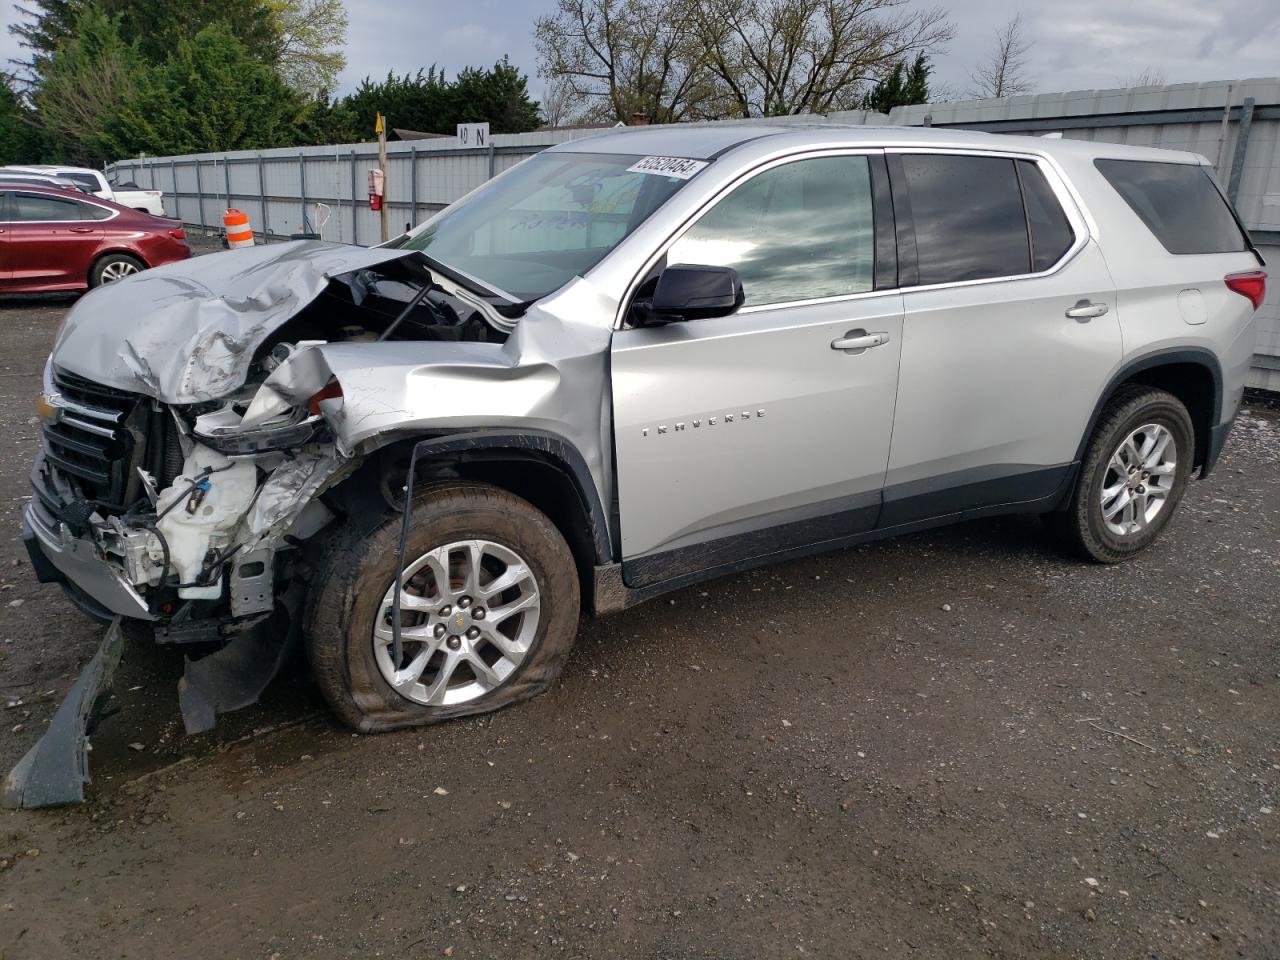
11, 125, 1265, 803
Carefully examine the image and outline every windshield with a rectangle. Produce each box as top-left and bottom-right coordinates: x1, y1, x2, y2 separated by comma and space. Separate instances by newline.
399, 152, 701, 301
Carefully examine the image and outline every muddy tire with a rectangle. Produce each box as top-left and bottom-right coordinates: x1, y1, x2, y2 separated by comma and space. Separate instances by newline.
305, 482, 580, 732
1046, 385, 1193, 563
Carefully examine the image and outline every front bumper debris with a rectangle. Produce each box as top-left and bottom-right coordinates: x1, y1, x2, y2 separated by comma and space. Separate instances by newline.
2, 618, 124, 809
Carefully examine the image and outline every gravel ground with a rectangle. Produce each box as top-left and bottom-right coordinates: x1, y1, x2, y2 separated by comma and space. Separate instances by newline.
0, 264, 1277, 959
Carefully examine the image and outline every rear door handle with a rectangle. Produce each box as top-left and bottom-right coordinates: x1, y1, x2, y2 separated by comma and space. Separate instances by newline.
831, 329, 891, 353
1065, 300, 1109, 321
69, 226, 95, 234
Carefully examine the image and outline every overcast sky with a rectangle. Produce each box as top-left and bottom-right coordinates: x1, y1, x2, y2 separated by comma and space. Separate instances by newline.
4, 0, 1278, 102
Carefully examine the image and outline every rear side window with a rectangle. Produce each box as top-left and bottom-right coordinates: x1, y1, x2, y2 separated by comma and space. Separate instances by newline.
11, 192, 85, 222
81, 203, 114, 221
901, 155, 1030, 284
1094, 159, 1248, 255
1017, 160, 1075, 272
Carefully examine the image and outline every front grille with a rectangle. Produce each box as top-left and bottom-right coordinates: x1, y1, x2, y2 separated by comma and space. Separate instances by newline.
43, 368, 145, 512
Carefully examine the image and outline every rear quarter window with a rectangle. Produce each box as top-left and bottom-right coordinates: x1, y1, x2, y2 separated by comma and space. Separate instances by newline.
1094, 159, 1249, 255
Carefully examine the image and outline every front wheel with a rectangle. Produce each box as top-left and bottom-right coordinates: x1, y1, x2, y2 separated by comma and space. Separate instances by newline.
305, 482, 580, 732
1046, 385, 1194, 563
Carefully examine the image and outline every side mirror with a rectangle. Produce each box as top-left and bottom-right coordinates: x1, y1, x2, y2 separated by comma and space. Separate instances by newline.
639, 264, 745, 325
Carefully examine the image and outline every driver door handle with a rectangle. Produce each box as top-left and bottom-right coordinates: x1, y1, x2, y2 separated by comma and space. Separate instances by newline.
1065, 299, 1109, 321
831, 329, 890, 353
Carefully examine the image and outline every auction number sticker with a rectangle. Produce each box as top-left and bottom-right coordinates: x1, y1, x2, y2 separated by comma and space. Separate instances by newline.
626, 156, 709, 180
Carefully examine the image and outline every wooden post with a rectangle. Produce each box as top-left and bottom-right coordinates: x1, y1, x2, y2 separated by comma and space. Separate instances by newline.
376, 112, 389, 243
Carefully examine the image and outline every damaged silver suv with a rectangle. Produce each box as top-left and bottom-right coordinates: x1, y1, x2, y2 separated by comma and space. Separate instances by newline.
11, 125, 1264, 806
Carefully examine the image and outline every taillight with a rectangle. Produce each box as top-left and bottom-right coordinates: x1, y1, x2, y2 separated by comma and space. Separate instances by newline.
1224, 270, 1266, 310
168, 227, 186, 241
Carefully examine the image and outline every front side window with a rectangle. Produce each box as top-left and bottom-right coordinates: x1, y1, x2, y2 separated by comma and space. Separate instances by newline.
668, 155, 876, 307
902, 154, 1031, 285
401, 152, 697, 301
11, 192, 86, 222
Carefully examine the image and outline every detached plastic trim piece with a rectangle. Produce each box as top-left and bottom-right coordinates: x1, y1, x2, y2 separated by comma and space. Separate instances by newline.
1, 617, 124, 809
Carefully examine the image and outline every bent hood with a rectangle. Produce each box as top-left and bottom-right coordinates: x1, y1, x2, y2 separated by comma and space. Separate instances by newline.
51, 240, 430, 403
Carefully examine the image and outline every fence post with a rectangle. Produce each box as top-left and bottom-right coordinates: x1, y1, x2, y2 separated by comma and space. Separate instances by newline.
410, 144, 418, 226
298, 151, 307, 236
223, 158, 232, 221
1227, 97, 1255, 206
488, 141, 496, 179
350, 150, 359, 245
193, 159, 203, 229
257, 153, 269, 238
170, 159, 179, 223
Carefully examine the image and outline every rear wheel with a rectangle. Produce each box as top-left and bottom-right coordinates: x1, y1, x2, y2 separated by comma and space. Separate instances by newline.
90, 252, 144, 286
1047, 385, 1193, 563
305, 482, 580, 732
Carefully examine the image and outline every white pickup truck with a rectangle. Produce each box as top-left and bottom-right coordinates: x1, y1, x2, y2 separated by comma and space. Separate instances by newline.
3, 164, 167, 217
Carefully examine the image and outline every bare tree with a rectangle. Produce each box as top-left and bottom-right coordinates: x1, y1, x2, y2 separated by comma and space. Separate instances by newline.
534, 0, 720, 124
1119, 67, 1167, 88
536, 0, 953, 122
969, 12, 1032, 99
694, 0, 954, 117
538, 76, 578, 127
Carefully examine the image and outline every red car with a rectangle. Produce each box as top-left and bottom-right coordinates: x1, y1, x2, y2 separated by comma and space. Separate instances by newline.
0, 184, 190, 293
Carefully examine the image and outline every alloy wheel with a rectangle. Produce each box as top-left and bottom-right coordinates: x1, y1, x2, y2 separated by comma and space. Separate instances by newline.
1099, 422, 1178, 536
100, 260, 140, 282
372, 539, 541, 706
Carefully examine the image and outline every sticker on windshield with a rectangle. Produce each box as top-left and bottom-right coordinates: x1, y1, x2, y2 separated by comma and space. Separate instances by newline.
626, 156, 709, 180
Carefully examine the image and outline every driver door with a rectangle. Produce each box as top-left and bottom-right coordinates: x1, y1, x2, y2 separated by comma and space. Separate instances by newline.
610, 151, 905, 588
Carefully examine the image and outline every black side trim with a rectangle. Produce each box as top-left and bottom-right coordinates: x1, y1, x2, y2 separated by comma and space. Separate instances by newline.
594, 477, 1072, 615
402, 429, 613, 564
622, 491, 880, 589
1204, 417, 1235, 476
880, 463, 1074, 527
869, 153, 898, 290
1076, 348, 1224, 467
885, 154, 919, 288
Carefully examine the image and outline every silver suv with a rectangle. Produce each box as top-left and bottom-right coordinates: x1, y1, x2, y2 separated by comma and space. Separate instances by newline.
16, 126, 1265, 792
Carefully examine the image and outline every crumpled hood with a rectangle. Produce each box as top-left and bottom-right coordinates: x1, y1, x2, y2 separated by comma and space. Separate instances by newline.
50, 240, 429, 403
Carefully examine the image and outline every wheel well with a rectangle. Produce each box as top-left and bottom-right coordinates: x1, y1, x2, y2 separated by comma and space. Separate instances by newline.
90, 249, 147, 280
329, 441, 604, 609
1111, 361, 1216, 468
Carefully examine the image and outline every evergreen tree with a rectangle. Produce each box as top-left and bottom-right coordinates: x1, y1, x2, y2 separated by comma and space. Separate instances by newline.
861, 53, 933, 114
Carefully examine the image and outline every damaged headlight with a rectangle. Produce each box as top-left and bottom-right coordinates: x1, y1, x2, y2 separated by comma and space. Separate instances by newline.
193, 404, 330, 455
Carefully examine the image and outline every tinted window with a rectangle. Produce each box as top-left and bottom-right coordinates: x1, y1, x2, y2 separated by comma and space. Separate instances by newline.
81, 202, 113, 221
1017, 160, 1075, 271
668, 155, 875, 306
63, 172, 101, 190
902, 155, 1030, 284
1094, 159, 1248, 255
12, 193, 85, 222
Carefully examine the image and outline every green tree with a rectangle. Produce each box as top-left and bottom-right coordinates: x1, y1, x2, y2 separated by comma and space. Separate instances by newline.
29, 5, 146, 163
335, 61, 542, 140
100, 23, 313, 157
861, 52, 932, 113
266, 0, 348, 96
10, 0, 286, 82
0, 74, 45, 163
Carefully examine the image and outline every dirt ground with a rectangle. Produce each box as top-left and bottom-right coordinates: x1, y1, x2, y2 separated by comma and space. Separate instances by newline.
0, 262, 1277, 959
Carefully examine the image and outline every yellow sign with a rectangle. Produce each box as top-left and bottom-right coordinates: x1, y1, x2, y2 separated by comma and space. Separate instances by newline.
375, 112, 384, 136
